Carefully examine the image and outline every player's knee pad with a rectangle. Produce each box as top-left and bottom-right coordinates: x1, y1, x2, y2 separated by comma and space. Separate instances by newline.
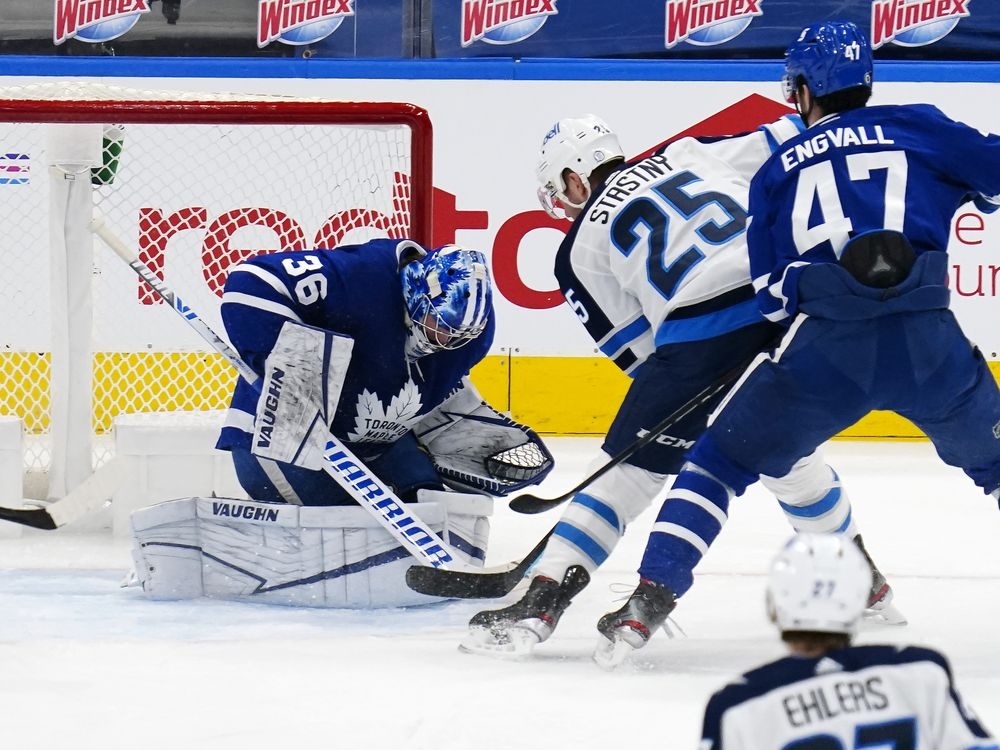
128, 491, 492, 608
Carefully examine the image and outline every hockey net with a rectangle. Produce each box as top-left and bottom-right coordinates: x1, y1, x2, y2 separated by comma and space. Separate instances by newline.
0, 82, 432, 496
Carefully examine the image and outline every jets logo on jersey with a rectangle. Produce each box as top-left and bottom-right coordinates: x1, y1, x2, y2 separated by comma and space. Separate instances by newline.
665, 0, 763, 49
461, 0, 558, 47
871, 0, 971, 49
257, 0, 355, 48
53, 0, 150, 46
0, 154, 30, 186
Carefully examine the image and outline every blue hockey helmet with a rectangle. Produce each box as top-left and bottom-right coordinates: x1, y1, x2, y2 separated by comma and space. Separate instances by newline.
782, 20, 873, 103
401, 245, 492, 353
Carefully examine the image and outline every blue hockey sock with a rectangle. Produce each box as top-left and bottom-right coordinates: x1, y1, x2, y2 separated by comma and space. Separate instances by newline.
638, 465, 732, 596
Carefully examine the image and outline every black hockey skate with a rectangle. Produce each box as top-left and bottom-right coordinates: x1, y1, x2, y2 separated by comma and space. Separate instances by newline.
461, 565, 590, 658
593, 578, 677, 670
854, 534, 907, 625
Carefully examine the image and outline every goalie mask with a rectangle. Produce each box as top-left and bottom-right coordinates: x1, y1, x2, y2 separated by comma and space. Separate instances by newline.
536, 114, 624, 219
402, 245, 492, 357
766, 532, 872, 635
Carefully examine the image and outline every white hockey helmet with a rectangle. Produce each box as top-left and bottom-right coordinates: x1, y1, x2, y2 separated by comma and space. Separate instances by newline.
766, 532, 872, 635
536, 114, 624, 219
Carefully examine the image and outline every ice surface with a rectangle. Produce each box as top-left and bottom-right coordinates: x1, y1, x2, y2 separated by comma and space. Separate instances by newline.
1, 439, 998, 750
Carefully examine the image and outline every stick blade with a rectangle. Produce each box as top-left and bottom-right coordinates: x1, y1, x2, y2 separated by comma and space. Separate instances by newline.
405, 564, 521, 599
0, 506, 57, 530
508, 493, 566, 515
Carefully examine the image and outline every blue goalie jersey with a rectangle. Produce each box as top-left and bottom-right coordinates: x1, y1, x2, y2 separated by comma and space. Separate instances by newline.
748, 104, 1000, 323
215, 239, 495, 461
701, 645, 996, 750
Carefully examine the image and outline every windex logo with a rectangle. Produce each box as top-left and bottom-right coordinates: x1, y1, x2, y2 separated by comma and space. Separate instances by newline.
461, 0, 558, 47
257, 0, 355, 48
665, 0, 763, 49
54, 0, 150, 45
871, 0, 970, 49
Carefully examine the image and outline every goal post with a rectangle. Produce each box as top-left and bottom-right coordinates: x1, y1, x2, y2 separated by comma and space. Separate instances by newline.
0, 82, 433, 499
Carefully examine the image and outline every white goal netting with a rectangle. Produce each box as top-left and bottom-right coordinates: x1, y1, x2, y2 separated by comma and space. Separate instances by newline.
0, 82, 432, 497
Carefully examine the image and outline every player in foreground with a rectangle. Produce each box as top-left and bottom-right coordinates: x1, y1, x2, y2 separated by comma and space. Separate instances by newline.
700, 532, 997, 750
462, 111, 901, 658
127, 240, 552, 607
597, 20, 1000, 665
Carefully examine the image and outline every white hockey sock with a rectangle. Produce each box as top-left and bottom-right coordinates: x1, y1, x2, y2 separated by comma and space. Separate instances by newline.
761, 452, 858, 536
534, 491, 624, 580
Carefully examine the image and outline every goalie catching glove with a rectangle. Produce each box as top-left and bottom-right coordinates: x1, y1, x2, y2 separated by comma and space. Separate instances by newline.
414, 377, 554, 496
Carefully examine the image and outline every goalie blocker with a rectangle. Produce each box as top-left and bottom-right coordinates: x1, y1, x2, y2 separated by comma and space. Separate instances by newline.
127, 490, 492, 608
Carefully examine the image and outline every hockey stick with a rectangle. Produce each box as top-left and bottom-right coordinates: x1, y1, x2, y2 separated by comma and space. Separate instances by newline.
405, 527, 555, 598
91, 217, 467, 571
508, 360, 748, 514
0, 457, 128, 530
403, 361, 751, 597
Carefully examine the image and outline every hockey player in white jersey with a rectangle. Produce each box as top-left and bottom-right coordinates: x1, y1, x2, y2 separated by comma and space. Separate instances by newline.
700, 532, 996, 750
463, 115, 901, 656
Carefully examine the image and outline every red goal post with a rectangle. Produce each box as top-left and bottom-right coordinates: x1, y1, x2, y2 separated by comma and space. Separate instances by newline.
0, 82, 432, 498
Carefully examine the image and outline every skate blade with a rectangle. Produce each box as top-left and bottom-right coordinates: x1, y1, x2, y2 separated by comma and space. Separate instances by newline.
864, 601, 908, 626
593, 634, 637, 671
459, 626, 540, 660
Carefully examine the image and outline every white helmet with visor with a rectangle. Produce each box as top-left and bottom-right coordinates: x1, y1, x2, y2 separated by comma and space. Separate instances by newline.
535, 114, 624, 219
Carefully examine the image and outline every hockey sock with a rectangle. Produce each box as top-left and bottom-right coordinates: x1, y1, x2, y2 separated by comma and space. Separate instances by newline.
534, 492, 622, 580
762, 455, 858, 537
637, 465, 731, 596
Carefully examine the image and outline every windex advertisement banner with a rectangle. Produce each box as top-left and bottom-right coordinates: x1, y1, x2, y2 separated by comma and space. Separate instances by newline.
0, 0, 997, 58
0, 0, 404, 56
436, 0, 990, 59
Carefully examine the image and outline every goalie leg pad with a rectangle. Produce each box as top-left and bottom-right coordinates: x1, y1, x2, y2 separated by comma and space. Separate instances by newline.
129, 493, 492, 608
129, 498, 204, 600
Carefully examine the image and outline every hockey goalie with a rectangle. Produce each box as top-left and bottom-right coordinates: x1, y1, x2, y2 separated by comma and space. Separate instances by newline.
127, 240, 553, 608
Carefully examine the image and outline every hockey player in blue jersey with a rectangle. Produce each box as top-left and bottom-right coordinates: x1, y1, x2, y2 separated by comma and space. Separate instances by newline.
215, 238, 551, 506
596, 20, 1000, 665
126, 239, 555, 608
700, 532, 997, 750
462, 112, 899, 657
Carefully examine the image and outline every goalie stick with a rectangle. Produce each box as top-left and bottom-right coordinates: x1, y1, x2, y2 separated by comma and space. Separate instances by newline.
0, 457, 127, 530
508, 360, 750, 514
90, 217, 468, 571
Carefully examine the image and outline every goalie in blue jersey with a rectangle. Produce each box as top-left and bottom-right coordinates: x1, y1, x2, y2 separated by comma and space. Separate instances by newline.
214, 240, 553, 505
597, 20, 1000, 665
700, 533, 996, 750
128, 240, 553, 608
